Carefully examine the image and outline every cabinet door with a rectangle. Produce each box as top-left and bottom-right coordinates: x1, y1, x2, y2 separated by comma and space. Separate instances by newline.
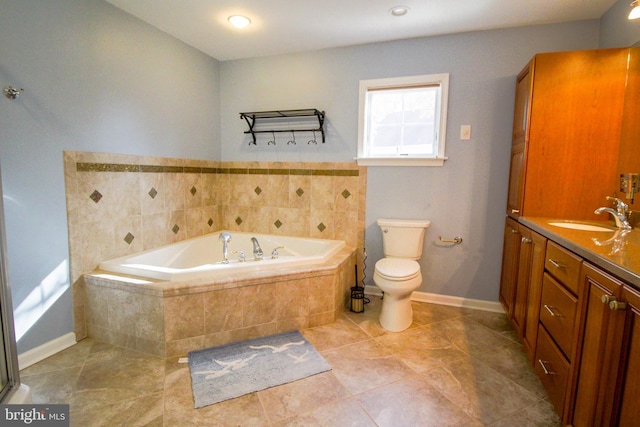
499, 218, 521, 317
513, 225, 533, 337
522, 230, 546, 361
572, 263, 623, 426
610, 285, 640, 426
523, 49, 628, 220
507, 144, 525, 218
512, 61, 533, 145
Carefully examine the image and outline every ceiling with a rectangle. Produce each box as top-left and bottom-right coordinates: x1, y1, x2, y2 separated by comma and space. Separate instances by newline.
105, 0, 619, 61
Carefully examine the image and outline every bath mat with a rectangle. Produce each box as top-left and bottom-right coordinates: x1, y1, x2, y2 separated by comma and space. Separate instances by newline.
188, 330, 331, 408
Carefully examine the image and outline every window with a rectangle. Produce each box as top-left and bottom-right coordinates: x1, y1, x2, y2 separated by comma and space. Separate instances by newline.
356, 74, 449, 166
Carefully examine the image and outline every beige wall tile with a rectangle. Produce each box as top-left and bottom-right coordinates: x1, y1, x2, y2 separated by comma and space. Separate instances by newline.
164, 294, 205, 341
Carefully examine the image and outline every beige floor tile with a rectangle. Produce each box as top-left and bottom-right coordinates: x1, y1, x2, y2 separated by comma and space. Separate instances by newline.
273, 398, 376, 427
475, 342, 548, 399
374, 325, 468, 373
322, 339, 415, 394
421, 355, 540, 425
356, 376, 484, 427
69, 391, 163, 427
22, 366, 82, 404
429, 315, 516, 355
301, 316, 370, 351
258, 371, 350, 423
488, 398, 562, 427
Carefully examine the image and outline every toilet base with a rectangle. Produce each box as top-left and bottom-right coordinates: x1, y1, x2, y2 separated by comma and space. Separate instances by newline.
379, 291, 414, 332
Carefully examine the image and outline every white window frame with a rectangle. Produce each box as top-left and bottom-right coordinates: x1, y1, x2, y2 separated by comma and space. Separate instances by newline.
356, 73, 449, 166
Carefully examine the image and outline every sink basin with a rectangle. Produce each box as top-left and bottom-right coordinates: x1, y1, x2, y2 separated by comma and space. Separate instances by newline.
548, 221, 615, 232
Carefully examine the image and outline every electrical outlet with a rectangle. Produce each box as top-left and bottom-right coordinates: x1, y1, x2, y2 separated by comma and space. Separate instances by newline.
460, 125, 471, 140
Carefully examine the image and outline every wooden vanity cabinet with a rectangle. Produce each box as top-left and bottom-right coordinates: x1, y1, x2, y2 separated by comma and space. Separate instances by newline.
506, 49, 628, 221
572, 263, 640, 426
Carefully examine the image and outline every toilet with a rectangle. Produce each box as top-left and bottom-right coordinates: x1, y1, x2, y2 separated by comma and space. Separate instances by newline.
374, 218, 430, 332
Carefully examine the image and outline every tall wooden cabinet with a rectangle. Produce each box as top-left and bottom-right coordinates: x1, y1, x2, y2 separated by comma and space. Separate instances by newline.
506, 49, 627, 221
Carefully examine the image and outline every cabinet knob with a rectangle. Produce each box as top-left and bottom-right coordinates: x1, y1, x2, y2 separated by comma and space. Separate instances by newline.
511, 209, 520, 214
601, 295, 615, 305
521, 237, 532, 244
511, 229, 519, 234
609, 300, 628, 311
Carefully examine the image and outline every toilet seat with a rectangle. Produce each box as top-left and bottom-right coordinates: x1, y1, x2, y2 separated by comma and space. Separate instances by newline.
374, 258, 421, 281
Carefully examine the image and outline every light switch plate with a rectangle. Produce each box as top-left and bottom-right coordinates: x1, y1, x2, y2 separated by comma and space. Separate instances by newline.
460, 125, 471, 140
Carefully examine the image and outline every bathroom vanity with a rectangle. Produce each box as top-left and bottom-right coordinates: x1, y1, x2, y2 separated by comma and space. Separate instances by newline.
501, 218, 640, 426
500, 47, 640, 426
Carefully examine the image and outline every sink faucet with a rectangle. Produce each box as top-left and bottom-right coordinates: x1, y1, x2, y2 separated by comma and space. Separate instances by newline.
594, 196, 632, 230
251, 237, 263, 261
219, 232, 232, 264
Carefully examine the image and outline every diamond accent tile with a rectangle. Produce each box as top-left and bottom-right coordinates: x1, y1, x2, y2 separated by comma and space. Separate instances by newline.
172, 224, 180, 234
254, 186, 262, 195
123, 232, 135, 245
190, 186, 197, 196
235, 217, 243, 225
89, 190, 102, 203
274, 219, 283, 229
296, 188, 305, 197
208, 218, 214, 227
341, 189, 351, 199
317, 223, 326, 232
148, 187, 158, 199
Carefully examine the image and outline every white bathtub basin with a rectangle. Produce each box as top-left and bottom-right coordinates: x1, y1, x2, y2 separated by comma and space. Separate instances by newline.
99, 231, 347, 281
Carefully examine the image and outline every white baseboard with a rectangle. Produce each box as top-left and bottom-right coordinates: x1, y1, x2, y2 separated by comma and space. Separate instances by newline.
365, 285, 504, 313
18, 332, 77, 370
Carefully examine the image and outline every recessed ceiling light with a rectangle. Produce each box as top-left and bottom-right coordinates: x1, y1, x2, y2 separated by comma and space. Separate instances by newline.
228, 15, 251, 29
389, 6, 409, 16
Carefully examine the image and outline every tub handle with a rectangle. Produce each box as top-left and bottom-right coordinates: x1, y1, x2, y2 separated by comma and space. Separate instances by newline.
233, 250, 246, 262
271, 246, 284, 259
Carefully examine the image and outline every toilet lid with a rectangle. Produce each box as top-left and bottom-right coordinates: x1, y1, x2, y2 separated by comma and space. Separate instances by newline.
375, 258, 421, 280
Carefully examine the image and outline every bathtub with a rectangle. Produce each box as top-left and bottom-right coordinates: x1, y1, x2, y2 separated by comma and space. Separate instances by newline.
86, 231, 355, 357
99, 231, 347, 282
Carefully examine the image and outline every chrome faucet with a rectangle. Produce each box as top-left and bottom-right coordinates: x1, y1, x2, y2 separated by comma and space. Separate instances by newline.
219, 232, 232, 264
594, 196, 632, 230
251, 237, 263, 261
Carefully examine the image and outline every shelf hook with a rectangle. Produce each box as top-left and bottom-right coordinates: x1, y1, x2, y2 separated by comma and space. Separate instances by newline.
267, 131, 276, 145
308, 130, 317, 145
287, 130, 296, 145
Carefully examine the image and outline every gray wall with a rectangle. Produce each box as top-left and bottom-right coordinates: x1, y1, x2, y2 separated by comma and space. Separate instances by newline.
220, 21, 601, 301
0, 0, 220, 353
599, 0, 640, 47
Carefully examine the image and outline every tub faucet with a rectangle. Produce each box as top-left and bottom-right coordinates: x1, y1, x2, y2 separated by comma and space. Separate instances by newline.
251, 237, 263, 261
219, 232, 232, 264
594, 196, 632, 230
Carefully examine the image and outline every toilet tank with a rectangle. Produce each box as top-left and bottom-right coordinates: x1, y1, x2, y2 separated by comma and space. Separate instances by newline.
377, 218, 431, 260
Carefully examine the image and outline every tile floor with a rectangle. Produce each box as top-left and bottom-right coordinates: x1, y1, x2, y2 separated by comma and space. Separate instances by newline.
20, 298, 562, 426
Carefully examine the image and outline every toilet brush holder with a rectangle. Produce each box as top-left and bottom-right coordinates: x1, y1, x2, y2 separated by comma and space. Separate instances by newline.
350, 286, 365, 313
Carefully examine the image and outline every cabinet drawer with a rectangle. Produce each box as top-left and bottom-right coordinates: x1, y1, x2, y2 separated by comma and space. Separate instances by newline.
540, 273, 578, 358
535, 326, 570, 418
545, 241, 582, 294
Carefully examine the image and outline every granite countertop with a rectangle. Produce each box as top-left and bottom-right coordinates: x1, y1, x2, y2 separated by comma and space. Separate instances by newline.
519, 217, 640, 289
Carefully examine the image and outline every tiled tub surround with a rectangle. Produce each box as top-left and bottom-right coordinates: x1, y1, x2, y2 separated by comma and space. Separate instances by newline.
64, 151, 366, 342
84, 245, 356, 357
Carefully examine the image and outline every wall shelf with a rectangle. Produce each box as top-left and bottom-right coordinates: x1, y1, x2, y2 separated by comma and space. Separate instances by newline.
239, 109, 325, 145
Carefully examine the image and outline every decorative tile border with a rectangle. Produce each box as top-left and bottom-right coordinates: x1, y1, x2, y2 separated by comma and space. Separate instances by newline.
77, 162, 359, 177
